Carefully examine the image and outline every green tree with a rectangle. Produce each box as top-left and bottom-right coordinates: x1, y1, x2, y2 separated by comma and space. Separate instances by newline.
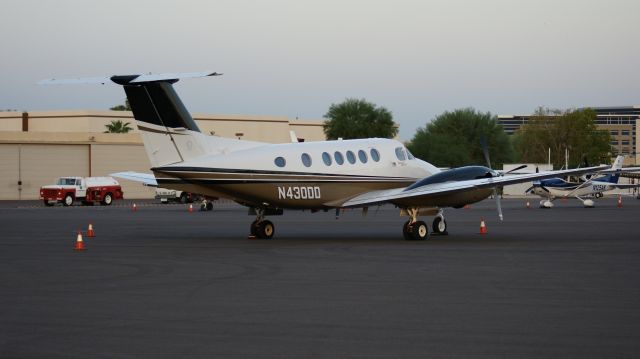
104, 120, 133, 133
323, 98, 397, 140
110, 99, 131, 111
514, 107, 611, 168
407, 108, 512, 168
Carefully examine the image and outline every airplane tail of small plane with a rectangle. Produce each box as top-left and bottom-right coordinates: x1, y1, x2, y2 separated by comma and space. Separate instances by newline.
112, 76, 208, 167
41, 72, 264, 168
596, 155, 624, 184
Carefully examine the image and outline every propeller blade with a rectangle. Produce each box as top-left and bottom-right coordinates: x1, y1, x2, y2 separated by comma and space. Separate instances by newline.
494, 188, 503, 221
480, 136, 492, 169
505, 164, 527, 175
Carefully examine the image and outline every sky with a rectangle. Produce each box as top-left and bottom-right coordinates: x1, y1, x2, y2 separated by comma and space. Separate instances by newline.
1, 0, 639, 140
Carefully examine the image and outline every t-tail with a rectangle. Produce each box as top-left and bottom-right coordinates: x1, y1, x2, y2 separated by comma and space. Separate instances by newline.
111, 73, 216, 167
40, 71, 264, 168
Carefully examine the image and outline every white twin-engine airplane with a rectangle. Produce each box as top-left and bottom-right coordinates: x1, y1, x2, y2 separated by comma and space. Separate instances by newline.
527, 155, 640, 208
42, 72, 611, 240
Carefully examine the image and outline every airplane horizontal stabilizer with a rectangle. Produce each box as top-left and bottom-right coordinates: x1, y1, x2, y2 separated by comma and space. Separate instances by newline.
110, 171, 158, 187
38, 71, 221, 85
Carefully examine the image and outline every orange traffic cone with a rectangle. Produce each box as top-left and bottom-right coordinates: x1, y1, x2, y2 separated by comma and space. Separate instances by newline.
479, 218, 487, 235
526, 201, 530, 209
617, 195, 622, 208
74, 230, 86, 251
87, 223, 95, 237
188, 204, 193, 213
132, 203, 137, 212
463, 204, 470, 209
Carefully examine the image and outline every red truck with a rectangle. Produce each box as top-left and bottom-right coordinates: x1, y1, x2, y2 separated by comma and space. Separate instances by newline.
40, 176, 124, 206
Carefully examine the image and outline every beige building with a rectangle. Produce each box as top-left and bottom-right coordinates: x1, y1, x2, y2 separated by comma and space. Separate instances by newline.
0, 110, 326, 200
498, 106, 640, 166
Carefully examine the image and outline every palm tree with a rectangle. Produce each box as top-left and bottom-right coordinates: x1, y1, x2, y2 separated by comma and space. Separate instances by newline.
104, 120, 133, 133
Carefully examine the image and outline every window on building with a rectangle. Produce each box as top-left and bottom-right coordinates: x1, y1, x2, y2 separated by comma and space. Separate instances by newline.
346, 150, 356, 164
621, 140, 630, 145
301, 153, 312, 167
334, 151, 344, 165
274, 157, 286, 168
358, 150, 368, 163
621, 130, 630, 136
610, 130, 619, 135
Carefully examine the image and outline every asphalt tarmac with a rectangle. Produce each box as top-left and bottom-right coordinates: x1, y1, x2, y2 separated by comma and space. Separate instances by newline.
1, 197, 640, 358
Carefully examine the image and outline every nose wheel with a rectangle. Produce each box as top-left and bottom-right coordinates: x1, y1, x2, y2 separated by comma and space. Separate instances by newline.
432, 215, 448, 235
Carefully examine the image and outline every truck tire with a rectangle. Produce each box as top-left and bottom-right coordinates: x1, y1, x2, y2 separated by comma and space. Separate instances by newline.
44, 200, 54, 207
63, 193, 74, 206
206, 201, 214, 211
102, 193, 113, 206
179, 192, 188, 204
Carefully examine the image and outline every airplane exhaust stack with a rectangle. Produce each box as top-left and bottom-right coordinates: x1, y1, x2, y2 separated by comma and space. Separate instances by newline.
74, 230, 86, 251
479, 218, 487, 235
87, 223, 95, 237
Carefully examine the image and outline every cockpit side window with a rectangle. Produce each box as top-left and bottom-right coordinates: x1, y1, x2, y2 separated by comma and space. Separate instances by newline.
406, 149, 415, 160
395, 147, 406, 161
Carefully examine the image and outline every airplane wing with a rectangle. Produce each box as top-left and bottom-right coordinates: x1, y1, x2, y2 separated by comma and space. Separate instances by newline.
110, 171, 158, 187
597, 166, 640, 175
341, 165, 609, 207
611, 183, 640, 189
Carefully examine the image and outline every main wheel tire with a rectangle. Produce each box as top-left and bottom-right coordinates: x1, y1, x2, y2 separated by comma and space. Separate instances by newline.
102, 193, 113, 206
402, 220, 413, 240
256, 220, 275, 239
432, 217, 448, 235
44, 200, 54, 207
411, 220, 429, 240
179, 193, 188, 204
206, 201, 213, 211
63, 193, 74, 207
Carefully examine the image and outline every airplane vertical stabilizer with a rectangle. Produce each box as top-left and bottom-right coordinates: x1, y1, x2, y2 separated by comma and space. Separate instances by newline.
117, 79, 207, 167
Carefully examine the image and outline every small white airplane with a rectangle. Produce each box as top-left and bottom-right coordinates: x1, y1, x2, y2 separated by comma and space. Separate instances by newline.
42, 72, 613, 240
527, 156, 640, 208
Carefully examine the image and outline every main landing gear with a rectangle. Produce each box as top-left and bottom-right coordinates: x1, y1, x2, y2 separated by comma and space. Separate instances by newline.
402, 208, 448, 240
250, 208, 275, 239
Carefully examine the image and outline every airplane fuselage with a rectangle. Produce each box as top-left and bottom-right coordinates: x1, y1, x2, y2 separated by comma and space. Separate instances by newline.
151, 137, 493, 209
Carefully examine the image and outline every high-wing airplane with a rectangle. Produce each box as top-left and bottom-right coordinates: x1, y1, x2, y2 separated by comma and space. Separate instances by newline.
41, 72, 612, 240
527, 155, 640, 208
